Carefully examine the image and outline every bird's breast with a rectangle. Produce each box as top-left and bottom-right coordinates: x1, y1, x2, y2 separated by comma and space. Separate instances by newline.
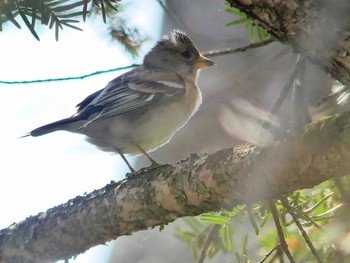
128, 83, 202, 154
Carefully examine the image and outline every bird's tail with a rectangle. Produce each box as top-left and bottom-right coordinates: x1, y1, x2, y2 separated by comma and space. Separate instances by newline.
21, 116, 82, 138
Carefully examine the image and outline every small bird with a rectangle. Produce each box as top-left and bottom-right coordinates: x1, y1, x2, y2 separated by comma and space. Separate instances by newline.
24, 30, 215, 172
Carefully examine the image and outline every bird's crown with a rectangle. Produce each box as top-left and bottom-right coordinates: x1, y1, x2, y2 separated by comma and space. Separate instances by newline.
143, 30, 200, 69
158, 30, 195, 49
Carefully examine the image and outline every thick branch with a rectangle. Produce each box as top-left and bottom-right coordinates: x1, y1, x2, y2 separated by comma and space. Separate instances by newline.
1, 112, 350, 262
227, 0, 350, 87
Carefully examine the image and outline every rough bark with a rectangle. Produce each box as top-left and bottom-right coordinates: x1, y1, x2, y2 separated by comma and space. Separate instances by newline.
1, 112, 350, 262
227, 0, 350, 88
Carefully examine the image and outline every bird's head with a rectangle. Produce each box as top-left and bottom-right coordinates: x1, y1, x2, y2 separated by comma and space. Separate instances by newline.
143, 30, 215, 78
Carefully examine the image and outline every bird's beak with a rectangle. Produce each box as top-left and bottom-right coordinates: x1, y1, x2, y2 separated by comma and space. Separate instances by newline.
194, 54, 215, 69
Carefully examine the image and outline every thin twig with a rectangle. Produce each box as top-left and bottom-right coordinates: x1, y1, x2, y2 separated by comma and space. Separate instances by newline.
268, 200, 296, 263
259, 244, 280, 263
203, 38, 274, 58
196, 224, 220, 263
275, 245, 285, 263
280, 196, 323, 263
291, 55, 309, 135
259, 54, 301, 133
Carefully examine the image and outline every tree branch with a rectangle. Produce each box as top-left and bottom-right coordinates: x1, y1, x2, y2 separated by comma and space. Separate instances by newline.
258, 245, 279, 263
269, 200, 295, 262
1, 111, 350, 262
280, 196, 322, 263
226, 0, 350, 88
196, 224, 220, 263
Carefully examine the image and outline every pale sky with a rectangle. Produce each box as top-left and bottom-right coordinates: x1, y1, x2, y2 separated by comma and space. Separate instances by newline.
0, 1, 163, 261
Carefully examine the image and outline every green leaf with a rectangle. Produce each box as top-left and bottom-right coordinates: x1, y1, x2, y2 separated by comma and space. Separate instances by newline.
220, 225, 233, 251
173, 230, 196, 242
259, 213, 272, 228
83, 0, 89, 21
46, 0, 72, 8
261, 27, 269, 38
4, 9, 21, 29
60, 20, 82, 31
221, 205, 245, 217
55, 21, 60, 41
199, 213, 231, 225
247, 211, 259, 235
224, 7, 244, 16
191, 243, 199, 260
240, 233, 248, 255
103, 0, 118, 12
59, 11, 86, 18
258, 228, 277, 248
257, 26, 264, 40
223, 1, 271, 43
228, 223, 235, 237
225, 17, 250, 27
183, 217, 205, 234
304, 193, 333, 214
100, 0, 106, 23
310, 204, 343, 220
30, 0, 38, 28
17, 6, 40, 40
250, 24, 255, 42
299, 193, 318, 209
257, 26, 269, 40
243, 20, 252, 29
51, 1, 85, 13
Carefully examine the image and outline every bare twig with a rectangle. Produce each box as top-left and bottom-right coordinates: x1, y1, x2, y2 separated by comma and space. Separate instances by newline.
275, 245, 285, 263
268, 200, 296, 263
203, 39, 274, 58
258, 245, 280, 263
291, 55, 309, 135
259, 55, 300, 133
196, 224, 220, 263
280, 196, 323, 263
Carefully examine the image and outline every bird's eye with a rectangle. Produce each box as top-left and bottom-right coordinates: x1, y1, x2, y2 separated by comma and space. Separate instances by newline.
180, 50, 191, 59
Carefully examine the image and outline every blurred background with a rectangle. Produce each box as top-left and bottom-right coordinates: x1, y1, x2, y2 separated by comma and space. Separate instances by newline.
0, 0, 336, 262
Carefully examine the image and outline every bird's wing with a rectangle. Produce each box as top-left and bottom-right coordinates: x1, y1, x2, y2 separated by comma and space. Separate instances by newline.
75, 68, 186, 123
76, 89, 104, 112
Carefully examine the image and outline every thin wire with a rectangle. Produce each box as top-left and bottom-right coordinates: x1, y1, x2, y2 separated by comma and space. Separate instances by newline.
0, 39, 274, 85
0, 64, 138, 85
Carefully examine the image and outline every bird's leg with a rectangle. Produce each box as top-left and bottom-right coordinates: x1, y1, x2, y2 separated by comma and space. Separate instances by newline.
114, 147, 136, 173
131, 142, 159, 166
